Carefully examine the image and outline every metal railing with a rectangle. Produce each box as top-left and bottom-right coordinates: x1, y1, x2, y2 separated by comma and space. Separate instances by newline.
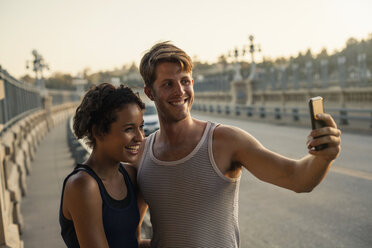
0, 67, 82, 134
48, 89, 81, 106
0, 68, 42, 132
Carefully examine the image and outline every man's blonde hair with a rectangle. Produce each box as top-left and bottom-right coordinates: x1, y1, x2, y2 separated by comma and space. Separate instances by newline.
139, 41, 193, 88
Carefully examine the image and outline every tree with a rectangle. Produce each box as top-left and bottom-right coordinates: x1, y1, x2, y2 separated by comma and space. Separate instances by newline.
304, 49, 313, 60
346, 37, 358, 47
82, 67, 91, 79
274, 57, 287, 65
218, 54, 228, 70
19, 74, 35, 85
317, 48, 328, 59
45, 72, 74, 90
128, 62, 139, 73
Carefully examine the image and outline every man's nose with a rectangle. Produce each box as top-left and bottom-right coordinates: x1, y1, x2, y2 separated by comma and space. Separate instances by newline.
173, 81, 185, 95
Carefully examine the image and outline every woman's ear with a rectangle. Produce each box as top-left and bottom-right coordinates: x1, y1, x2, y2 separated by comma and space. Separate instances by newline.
92, 125, 104, 142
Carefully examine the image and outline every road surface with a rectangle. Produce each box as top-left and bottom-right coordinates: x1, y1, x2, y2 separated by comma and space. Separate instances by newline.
193, 113, 372, 248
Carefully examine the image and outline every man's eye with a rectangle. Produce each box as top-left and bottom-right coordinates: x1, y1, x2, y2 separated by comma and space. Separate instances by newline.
124, 127, 133, 132
182, 79, 190, 85
140, 124, 144, 130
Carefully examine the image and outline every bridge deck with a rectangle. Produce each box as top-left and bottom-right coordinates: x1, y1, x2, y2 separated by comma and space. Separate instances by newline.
21, 119, 73, 248
16, 114, 372, 247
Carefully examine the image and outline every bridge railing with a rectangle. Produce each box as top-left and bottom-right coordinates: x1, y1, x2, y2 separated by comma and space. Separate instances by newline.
192, 103, 372, 133
195, 53, 371, 93
0, 67, 82, 133
48, 89, 81, 106
0, 68, 42, 132
0, 67, 80, 248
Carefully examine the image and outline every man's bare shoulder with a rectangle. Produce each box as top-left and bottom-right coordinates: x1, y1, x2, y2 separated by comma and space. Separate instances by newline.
213, 124, 263, 153
214, 124, 255, 141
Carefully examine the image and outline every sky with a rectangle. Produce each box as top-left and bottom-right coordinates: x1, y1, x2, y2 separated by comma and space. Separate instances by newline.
0, 0, 371, 78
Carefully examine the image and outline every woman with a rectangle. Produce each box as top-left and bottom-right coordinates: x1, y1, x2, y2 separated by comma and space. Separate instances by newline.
59, 83, 146, 248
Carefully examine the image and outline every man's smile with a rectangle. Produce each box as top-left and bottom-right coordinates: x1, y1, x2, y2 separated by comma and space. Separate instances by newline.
169, 98, 188, 107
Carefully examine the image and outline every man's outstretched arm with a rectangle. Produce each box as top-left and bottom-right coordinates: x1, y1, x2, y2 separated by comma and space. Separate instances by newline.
215, 113, 341, 193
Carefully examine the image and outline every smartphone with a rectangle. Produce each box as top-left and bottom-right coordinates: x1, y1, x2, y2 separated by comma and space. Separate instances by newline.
309, 96, 328, 150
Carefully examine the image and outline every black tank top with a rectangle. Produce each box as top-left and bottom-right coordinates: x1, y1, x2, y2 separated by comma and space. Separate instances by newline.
59, 164, 139, 248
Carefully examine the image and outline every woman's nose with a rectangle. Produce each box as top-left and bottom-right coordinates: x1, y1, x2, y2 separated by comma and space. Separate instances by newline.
135, 127, 144, 142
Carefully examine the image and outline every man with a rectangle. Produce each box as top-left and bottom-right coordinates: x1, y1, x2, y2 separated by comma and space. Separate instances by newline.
135, 41, 341, 248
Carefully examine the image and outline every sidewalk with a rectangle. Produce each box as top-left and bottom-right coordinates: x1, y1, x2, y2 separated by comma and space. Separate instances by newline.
21, 119, 74, 248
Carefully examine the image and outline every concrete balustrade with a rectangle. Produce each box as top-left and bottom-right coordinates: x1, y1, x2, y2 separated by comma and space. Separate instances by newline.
194, 81, 372, 133
0, 101, 78, 248
66, 116, 90, 165
0, 141, 22, 248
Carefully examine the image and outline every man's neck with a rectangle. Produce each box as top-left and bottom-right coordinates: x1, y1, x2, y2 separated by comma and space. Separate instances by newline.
152, 116, 207, 162
157, 116, 198, 145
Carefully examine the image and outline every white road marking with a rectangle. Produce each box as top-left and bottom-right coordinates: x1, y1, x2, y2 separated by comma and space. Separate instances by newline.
332, 166, 372, 181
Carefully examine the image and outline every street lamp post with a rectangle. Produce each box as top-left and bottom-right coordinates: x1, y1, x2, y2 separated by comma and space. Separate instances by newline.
233, 47, 243, 81
26, 50, 49, 92
227, 35, 261, 82
247, 34, 261, 80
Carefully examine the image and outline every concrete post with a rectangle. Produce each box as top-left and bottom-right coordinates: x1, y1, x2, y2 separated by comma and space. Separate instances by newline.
320, 59, 329, 88
246, 79, 253, 106
357, 53, 367, 87
261, 70, 267, 92
42, 95, 53, 131
231, 80, 247, 105
0, 143, 23, 248
292, 64, 299, 89
280, 66, 287, 90
270, 67, 276, 90
338, 56, 347, 88
306, 61, 313, 89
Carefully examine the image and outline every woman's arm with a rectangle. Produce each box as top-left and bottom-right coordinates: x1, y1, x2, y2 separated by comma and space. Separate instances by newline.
137, 189, 151, 248
63, 171, 109, 248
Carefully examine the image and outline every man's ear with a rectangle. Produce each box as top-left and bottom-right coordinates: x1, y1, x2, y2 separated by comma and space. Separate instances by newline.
144, 86, 154, 101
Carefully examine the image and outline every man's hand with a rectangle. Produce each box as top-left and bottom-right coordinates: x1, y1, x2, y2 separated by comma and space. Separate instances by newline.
307, 113, 341, 161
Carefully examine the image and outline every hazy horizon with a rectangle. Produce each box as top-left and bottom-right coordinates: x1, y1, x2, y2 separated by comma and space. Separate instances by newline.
1, 0, 371, 78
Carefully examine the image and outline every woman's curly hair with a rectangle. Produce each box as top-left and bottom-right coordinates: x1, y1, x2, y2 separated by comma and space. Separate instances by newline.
73, 83, 145, 148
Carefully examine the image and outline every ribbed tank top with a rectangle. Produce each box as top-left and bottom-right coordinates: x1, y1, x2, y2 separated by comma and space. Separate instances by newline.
137, 121, 241, 248
59, 164, 139, 248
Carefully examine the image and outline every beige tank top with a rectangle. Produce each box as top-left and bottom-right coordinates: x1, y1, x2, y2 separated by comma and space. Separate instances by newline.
137, 121, 241, 248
